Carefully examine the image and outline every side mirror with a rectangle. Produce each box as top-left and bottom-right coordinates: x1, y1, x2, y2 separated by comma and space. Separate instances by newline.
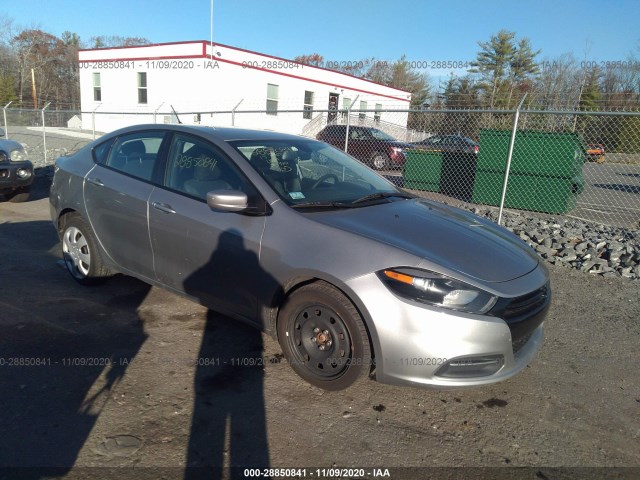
0, 128, 5, 138
206, 190, 248, 212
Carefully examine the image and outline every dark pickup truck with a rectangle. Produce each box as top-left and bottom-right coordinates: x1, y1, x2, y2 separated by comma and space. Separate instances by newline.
0, 128, 33, 202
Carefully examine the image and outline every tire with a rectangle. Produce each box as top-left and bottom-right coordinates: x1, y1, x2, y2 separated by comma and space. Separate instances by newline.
277, 282, 372, 391
370, 152, 389, 171
60, 213, 110, 285
6, 186, 31, 203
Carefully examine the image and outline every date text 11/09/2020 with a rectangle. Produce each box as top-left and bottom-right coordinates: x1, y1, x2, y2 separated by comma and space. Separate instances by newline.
243, 468, 391, 478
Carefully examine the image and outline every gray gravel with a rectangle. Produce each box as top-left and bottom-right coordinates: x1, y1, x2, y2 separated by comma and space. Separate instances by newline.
469, 207, 640, 281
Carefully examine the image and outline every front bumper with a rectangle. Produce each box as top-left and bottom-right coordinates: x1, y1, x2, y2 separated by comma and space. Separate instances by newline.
345, 270, 549, 388
0, 160, 34, 190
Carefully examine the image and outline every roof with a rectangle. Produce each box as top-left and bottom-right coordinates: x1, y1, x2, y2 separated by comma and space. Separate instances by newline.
78, 40, 412, 103
107, 123, 322, 143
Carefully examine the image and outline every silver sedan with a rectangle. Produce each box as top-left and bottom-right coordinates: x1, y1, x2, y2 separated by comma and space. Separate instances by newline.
50, 124, 550, 391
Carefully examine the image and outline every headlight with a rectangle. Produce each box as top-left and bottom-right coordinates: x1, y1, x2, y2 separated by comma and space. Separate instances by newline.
378, 268, 497, 314
10, 148, 26, 162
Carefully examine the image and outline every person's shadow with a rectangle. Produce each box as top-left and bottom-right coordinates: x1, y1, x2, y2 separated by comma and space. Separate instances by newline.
0, 220, 149, 478
183, 229, 278, 479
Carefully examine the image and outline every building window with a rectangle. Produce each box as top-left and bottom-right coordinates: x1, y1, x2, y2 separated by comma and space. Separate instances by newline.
92, 73, 101, 102
266, 83, 279, 116
341, 98, 351, 118
303, 91, 314, 119
374, 103, 382, 123
137, 72, 148, 104
359, 100, 367, 120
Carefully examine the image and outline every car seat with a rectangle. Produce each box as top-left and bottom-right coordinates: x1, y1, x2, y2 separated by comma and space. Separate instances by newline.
183, 163, 232, 199
250, 148, 285, 195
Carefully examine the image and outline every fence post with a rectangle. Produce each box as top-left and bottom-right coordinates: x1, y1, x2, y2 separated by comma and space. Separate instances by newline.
498, 93, 527, 225
2, 101, 12, 137
232, 99, 244, 126
344, 95, 359, 153
154, 102, 165, 124
41, 102, 51, 165
92, 103, 102, 140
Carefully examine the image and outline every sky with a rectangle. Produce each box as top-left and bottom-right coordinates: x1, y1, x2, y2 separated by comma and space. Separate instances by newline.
2, 0, 639, 87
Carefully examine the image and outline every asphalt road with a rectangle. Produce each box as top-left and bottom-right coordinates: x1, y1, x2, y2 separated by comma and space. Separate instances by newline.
574, 162, 640, 228
0, 172, 639, 480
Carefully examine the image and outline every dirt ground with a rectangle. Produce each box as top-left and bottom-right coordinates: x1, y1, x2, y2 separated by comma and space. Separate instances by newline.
0, 179, 639, 480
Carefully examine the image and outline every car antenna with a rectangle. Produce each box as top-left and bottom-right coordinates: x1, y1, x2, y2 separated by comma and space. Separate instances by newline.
170, 105, 182, 124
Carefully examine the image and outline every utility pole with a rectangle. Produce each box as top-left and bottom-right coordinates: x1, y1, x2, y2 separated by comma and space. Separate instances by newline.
31, 68, 37, 110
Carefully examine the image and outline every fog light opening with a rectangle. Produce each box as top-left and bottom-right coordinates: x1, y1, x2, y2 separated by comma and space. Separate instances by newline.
435, 355, 504, 378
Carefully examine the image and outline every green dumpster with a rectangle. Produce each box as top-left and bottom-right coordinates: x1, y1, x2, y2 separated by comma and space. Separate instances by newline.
472, 129, 586, 214
440, 151, 477, 201
403, 150, 443, 192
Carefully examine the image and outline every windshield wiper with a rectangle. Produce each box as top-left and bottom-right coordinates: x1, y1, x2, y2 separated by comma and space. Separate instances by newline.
350, 191, 414, 205
291, 201, 353, 209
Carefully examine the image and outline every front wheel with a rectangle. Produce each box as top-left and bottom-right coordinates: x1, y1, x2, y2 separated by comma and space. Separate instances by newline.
61, 213, 110, 285
277, 282, 372, 391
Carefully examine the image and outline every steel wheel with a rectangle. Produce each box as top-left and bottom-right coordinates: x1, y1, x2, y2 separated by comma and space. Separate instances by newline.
278, 282, 372, 390
289, 304, 352, 379
60, 213, 110, 285
371, 152, 389, 170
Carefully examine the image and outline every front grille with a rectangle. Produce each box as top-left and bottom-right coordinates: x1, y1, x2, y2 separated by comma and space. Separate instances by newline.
503, 285, 549, 319
490, 283, 550, 354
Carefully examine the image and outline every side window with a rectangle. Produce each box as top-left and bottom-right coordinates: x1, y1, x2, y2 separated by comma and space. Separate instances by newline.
105, 132, 164, 181
350, 129, 365, 140
164, 134, 246, 201
92, 138, 114, 165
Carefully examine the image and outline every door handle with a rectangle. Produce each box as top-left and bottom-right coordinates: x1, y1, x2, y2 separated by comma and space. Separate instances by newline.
151, 202, 176, 214
86, 177, 104, 187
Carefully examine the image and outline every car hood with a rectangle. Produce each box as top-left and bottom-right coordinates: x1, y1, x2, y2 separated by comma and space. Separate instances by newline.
311, 199, 539, 283
0, 139, 24, 151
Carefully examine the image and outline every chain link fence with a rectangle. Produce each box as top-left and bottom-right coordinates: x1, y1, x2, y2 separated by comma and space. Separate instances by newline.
3, 105, 640, 233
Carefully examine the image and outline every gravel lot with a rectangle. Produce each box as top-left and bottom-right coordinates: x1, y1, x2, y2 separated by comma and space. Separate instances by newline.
0, 178, 639, 480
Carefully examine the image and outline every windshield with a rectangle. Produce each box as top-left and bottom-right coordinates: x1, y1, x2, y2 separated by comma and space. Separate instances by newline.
229, 138, 402, 207
369, 129, 398, 141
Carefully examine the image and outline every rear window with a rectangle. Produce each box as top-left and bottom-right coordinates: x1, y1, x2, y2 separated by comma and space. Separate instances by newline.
92, 138, 114, 164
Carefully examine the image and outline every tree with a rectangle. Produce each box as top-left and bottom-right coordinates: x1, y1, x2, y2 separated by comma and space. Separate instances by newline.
11, 29, 66, 108
469, 30, 540, 108
0, 75, 17, 104
578, 68, 602, 111
293, 53, 324, 67
90, 36, 151, 48
443, 74, 479, 109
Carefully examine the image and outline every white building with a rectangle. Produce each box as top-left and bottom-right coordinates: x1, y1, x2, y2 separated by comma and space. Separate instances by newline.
78, 40, 412, 136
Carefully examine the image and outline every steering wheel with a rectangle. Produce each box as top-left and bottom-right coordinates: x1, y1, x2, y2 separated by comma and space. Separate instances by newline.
311, 174, 339, 189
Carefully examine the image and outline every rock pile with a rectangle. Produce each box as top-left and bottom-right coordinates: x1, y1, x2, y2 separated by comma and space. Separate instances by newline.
470, 207, 640, 281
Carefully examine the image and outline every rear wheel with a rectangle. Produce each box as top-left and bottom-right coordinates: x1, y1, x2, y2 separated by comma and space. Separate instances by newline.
370, 152, 389, 171
61, 213, 110, 285
277, 282, 372, 391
